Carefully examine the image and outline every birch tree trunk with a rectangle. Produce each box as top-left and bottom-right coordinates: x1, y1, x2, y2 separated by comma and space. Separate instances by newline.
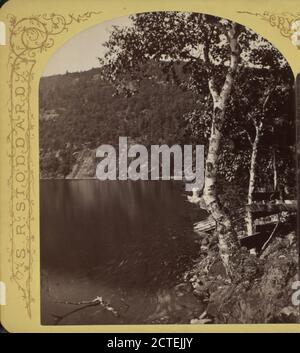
273, 149, 277, 191
245, 85, 272, 235
203, 23, 241, 277
246, 123, 262, 235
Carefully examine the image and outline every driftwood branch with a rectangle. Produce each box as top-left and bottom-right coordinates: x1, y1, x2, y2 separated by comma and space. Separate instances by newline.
52, 296, 120, 325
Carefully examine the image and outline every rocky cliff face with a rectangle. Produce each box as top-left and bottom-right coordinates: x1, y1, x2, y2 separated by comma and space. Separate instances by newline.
66, 149, 97, 179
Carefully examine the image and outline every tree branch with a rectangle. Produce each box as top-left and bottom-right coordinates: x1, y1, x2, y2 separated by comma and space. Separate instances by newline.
262, 86, 276, 114
52, 296, 121, 325
240, 129, 254, 145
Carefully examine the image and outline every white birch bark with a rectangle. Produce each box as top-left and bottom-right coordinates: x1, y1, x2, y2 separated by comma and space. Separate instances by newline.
273, 149, 277, 191
246, 123, 262, 235
246, 86, 273, 235
203, 23, 241, 276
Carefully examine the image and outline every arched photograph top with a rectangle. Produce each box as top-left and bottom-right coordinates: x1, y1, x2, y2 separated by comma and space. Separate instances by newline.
40, 12, 297, 326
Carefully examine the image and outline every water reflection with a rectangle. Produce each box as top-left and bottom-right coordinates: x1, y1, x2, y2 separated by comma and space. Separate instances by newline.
40, 180, 205, 324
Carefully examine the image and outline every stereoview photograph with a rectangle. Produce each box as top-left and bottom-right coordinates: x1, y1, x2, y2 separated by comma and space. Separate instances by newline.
39, 12, 298, 325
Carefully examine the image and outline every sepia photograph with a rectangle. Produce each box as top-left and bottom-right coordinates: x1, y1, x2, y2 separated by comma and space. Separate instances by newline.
39, 12, 298, 325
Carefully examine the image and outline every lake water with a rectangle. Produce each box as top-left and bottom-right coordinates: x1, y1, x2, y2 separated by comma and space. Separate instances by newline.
40, 180, 206, 325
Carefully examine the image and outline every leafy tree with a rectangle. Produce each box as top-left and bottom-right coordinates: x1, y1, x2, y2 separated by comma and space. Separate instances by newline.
230, 56, 294, 234
99, 12, 245, 275
99, 12, 294, 276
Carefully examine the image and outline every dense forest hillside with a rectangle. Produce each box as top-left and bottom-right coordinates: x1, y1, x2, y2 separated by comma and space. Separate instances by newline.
39, 66, 196, 178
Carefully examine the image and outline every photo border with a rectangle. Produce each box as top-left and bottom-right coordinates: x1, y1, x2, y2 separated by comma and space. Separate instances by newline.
0, 0, 299, 332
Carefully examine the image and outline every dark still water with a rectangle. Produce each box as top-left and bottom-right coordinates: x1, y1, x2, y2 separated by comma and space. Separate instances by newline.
40, 180, 206, 325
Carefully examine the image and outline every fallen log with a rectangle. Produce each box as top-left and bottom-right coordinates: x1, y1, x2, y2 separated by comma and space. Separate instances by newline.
245, 201, 297, 219
194, 216, 216, 233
